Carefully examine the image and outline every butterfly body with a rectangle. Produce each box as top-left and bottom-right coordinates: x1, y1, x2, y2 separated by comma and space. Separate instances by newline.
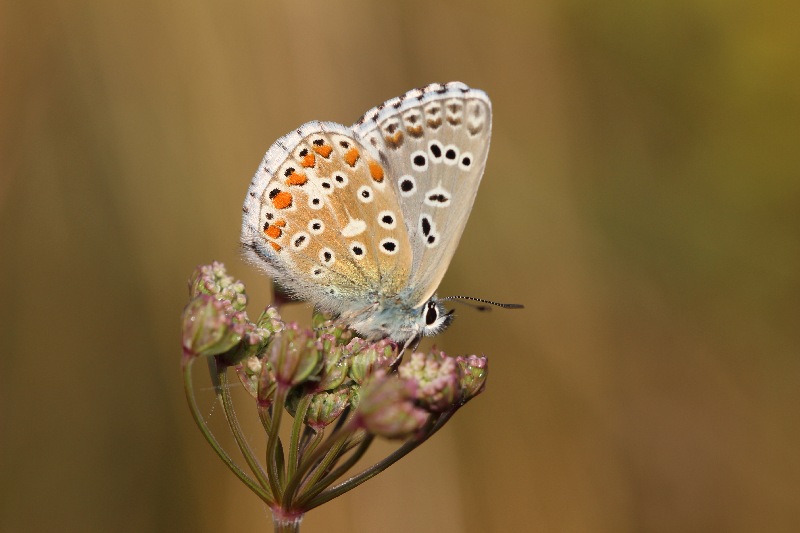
241, 82, 491, 344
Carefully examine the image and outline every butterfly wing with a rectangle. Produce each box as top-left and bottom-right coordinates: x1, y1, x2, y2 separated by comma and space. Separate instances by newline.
353, 82, 492, 308
241, 122, 413, 316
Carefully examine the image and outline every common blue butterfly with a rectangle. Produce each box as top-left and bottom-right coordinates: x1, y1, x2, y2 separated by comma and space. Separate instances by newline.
241, 82, 505, 345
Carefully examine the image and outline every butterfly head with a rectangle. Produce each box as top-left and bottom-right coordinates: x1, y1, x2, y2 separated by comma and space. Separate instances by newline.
346, 296, 454, 344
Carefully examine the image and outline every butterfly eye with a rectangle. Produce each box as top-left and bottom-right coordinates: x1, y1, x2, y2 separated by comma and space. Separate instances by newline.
425, 301, 438, 326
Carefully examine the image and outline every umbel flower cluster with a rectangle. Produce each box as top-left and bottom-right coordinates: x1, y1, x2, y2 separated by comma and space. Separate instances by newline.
181, 263, 488, 532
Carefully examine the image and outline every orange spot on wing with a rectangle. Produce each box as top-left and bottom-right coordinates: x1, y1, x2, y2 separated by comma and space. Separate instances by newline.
368, 161, 384, 182
301, 153, 316, 168
286, 171, 307, 186
272, 191, 293, 209
270, 242, 282, 252
313, 144, 333, 158
344, 147, 360, 167
264, 224, 282, 239
274, 219, 286, 227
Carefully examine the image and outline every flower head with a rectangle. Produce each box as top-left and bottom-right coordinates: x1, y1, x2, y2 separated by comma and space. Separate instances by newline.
349, 339, 396, 384
353, 371, 428, 439
398, 351, 460, 412
181, 294, 254, 359
188, 262, 247, 311
456, 354, 488, 403
306, 386, 352, 430
269, 324, 323, 388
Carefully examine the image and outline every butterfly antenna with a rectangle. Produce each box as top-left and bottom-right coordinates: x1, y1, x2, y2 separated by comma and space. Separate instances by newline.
439, 296, 525, 312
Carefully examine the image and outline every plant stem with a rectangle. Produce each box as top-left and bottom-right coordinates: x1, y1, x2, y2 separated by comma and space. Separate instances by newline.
295, 434, 374, 508
280, 420, 353, 510
273, 515, 303, 533
266, 385, 289, 496
305, 410, 456, 510
182, 356, 271, 503
287, 393, 312, 480
217, 366, 272, 495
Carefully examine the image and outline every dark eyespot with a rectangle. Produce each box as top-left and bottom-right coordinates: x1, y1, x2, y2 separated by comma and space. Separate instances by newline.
265, 213, 274, 220
445, 149, 456, 160
322, 182, 332, 189
421, 217, 431, 236
430, 144, 442, 157
382, 215, 393, 224
413, 154, 426, 167
294, 235, 306, 247
268, 188, 281, 199
334, 174, 345, 183
361, 189, 370, 198
340, 141, 350, 148
323, 251, 332, 262
352, 245, 363, 255
427, 235, 436, 244
382, 241, 396, 252
312, 198, 321, 205
312, 222, 321, 230
461, 156, 471, 166
299, 149, 308, 157
400, 179, 414, 192
284, 167, 295, 177
313, 139, 325, 146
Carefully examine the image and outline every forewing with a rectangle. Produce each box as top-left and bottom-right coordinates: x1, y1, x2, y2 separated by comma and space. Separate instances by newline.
241, 122, 412, 315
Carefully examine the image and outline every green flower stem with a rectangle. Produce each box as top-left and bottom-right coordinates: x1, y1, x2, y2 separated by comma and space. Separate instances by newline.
305, 410, 456, 510
182, 357, 271, 503
280, 420, 353, 510
293, 429, 349, 503
217, 367, 272, 494
288, 394, 313, 479
295, 434, 374, 509
301, 428, 325, 461
267, 385, 289, 496
257, 403, 273, 433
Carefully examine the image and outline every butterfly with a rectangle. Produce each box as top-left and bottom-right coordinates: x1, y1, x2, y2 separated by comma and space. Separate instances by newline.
241, 82, 513, 346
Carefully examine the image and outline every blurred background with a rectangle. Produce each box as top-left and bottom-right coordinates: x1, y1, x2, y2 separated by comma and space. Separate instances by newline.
2, 1, 799, 531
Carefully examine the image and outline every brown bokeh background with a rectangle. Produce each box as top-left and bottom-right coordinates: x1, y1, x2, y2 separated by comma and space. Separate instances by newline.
2, 1, 799, 532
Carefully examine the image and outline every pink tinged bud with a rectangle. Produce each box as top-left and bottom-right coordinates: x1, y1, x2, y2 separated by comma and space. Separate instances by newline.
182, 294, 252, 358
399, 351, 460, 412
355, 372, 429, 439
235, 355, 263, 398
268, 326, 323, 387
306, 387, 351, 430
316, 344, 351, 392
188, 262, 249, 311
456, 355, 488, 403
258, 356, 277, 407
348, 339, 397, 384
256, 306, 284, 335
